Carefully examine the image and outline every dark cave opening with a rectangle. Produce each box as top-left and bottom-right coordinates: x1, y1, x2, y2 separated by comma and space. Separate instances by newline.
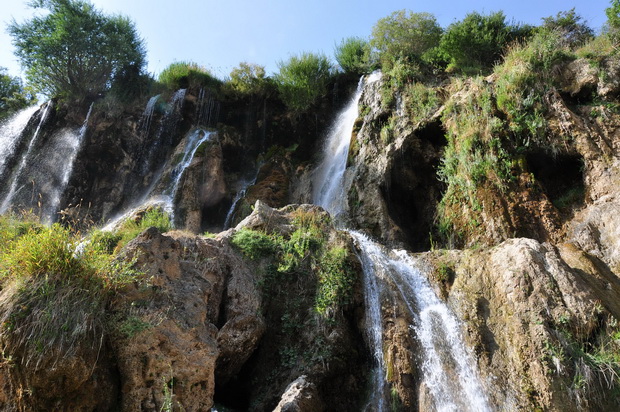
381, 120, 446, 251
527, 152, 586, 211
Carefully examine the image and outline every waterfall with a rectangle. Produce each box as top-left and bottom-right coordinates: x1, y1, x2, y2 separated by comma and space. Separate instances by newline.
312, 72, 381, 219
0, 106, 39, 178
44, 103, 93, 222
102, 128, 213, 231
138, 94, 160, 136
195, 87, 220, 128
223, 169, 260, 229
0, 102, 52, 214
349, 230, 389, 411
390, 250, 490, 412
350, 232, 491, 411
140, 89, 187, 174
164, 128, 213, 203
310, 71, 490, 410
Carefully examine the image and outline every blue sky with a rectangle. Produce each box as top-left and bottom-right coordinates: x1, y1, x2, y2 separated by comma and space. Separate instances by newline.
0, 0, 612, 80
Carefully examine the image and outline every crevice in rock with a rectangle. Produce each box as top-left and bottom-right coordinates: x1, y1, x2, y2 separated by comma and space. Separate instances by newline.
527, 152, 585, 213
213, 349, 257, 411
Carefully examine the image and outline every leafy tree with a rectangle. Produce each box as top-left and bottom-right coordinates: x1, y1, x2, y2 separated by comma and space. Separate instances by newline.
274, 52, 333, 112
439, 11, 532, 74
334, 37, 372, 75
0, 68, 35, 119
540, 9, 594, 48
606, 0, 620, 42
227, 62, 268, 95
9, 0, 146, 101
370, 10, 442, 69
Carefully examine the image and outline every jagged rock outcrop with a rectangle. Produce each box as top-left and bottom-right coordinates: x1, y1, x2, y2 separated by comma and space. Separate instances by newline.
419, 236, 620, 411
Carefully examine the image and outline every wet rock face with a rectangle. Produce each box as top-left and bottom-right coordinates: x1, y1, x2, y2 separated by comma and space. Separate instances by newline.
346, 78, 445, 250
424, 237, 620, 411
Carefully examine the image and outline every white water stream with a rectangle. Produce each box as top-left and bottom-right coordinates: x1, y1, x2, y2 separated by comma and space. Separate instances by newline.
0, 102, 52, 214
0, 105, 39, 178
44, 103, 93, 222
311, 72, 491, 410
102, 127, 213, 231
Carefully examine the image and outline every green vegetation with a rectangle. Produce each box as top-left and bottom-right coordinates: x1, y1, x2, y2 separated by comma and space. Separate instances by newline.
231, 209, 356, 317
403, 82, 440, 125
495, 30, 572, 149
334, 37, 373, 75
438, 11, 532, 74
540, 9, 594, 48
437, 77, 510, 241
0, 213, 140, 366
542, 313, 620, 405
158, 61, 222, 91
0, 68, 35, 119
91, 207, 173, 253
9, 0, 147, 101
274, 52, 334, 113
226, 62, 269, 96
370, 10, 442, 71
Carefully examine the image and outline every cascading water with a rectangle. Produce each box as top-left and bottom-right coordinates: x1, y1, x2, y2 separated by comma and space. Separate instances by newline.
44, 103, 93, 222
223, 169, 260, 229
138, 94, 160, 136
0, 105, 39, 178
390, 250, 490, 412
0, 102, 52, 214
140, 89, 187, 175
163, 128, 213, 206
311, 71, 491, 410
312, 71, 382, 219
102, 127, 214, 231
351, 232, 490, 411
349, 230, 389, 411
312, 78, 363, 218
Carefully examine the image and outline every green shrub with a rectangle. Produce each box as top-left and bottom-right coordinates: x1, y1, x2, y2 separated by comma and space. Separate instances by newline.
607, 0, 620, 44
226, 62, 269, 96
0, 68, 36, 119
99, 207, 172, 253
404, 82, 440, 125
437, 77, 511, 241
539, 8, 594, 49
370, 10, 442, 70
438, 11, 532, 74
315, 246, 356, 316
495, 30, 573, 150
158, 61, 221, 91
274, 52, 334, 112
334, 37, 372, 75
231, 228, 276, 260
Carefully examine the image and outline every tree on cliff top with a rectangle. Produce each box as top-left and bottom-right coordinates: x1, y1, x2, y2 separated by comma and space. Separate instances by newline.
9, 0, 146, 101
370, 10, 442, 69
274, 52, 333, 113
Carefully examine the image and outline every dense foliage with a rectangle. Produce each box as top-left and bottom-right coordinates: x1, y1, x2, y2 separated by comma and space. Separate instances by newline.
158, 61, 222, 91
334, 37, 372, 75
370, 10, 442, 69
274, 52, 334, 112
540, 8, 594, 48
438, 11, 532, 74
0, 68, 35, 119
9, 0, 146, 101
0, 212, 141, 365
226, 62, 269, 95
